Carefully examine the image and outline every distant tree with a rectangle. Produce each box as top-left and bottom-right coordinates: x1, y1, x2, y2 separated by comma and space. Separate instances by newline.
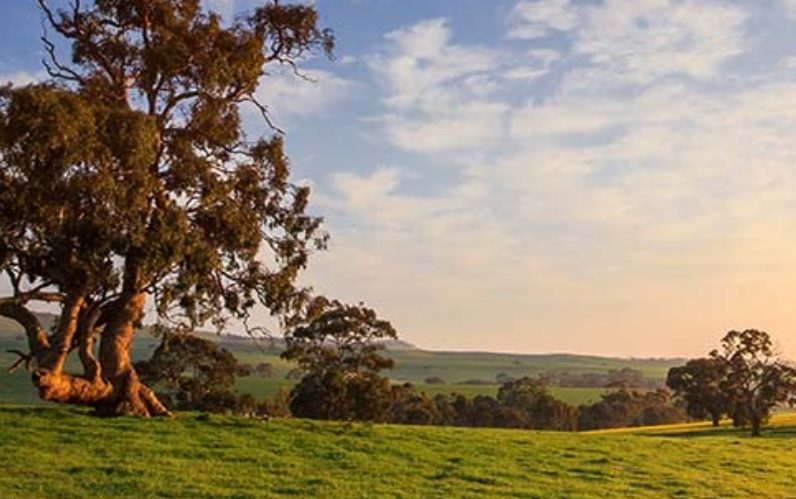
0, 0, 334, 416
136, 331, 241, 413
390, 384, 439, 425
257, 387, 292, 418
666, 357, 728, 426
255, 363, 276, 379
468, 395, 503, 428
236, 363, 254, 378
577, 388, 686, 431
237, 393, 258, 416
710, 330, 796, 436
451, 394, 474, 426
282, 298, 397, 422
284, 368, 303, 380
432, 394, 459, 425
497, 377, 577, 431
456, 379, 493, 386
605, 368, 645, 388
424, 376, 446, 385
636, 389, 687, 427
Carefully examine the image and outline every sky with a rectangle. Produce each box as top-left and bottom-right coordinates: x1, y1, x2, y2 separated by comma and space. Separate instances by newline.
3, 0, 796, 358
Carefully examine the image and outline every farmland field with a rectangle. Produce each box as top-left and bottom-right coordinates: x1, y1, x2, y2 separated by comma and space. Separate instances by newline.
0, 321, 680, 407
234, 378, 608, 406
1, 406, 795, 499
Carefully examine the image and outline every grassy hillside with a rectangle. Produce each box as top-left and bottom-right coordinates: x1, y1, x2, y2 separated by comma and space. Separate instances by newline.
1, 406, 795, 499
0, 321, 681, 407
387, 350, 680, 382
234, 378, 608, 406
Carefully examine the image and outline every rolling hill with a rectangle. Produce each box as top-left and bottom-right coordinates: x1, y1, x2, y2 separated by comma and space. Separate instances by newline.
0, 318, 685, 407
0, 406, 794, 499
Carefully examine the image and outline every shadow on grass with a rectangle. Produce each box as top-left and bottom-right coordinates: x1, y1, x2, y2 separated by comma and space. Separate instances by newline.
638, 425, 796, 440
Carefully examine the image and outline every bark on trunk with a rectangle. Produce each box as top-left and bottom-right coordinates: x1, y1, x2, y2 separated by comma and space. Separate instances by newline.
1, 294, 170, 417
94, 292, 170, 417
750, 413, 762, 437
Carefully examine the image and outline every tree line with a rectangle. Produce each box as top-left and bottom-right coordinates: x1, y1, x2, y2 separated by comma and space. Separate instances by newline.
132, 299, 688, 432
136, 330, 686, 432
135, 309, 795, 437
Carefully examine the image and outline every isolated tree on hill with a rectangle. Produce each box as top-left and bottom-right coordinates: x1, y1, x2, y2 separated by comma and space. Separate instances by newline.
283, 298, 397, 421
0, 0, 333, 416
711, 330, 796, 437
666, 357, 728, 426
135, 331, 241, 413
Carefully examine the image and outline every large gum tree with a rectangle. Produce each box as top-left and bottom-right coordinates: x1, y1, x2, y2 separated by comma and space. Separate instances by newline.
0, 0, 333, 416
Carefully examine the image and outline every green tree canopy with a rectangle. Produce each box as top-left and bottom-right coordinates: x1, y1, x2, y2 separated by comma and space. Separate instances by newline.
711, 330, 796, 436
0, 0, 333, 416
283, 298, 397, 422
666, 357, 729, 426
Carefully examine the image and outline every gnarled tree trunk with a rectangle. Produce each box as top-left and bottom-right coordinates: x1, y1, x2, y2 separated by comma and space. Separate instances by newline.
1, 293, 170, 417
95, 293, 170, 417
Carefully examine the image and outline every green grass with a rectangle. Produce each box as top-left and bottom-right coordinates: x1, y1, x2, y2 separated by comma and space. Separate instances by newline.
1, 324, 674, 408
233, 378, 607, 406
1, 406, 796, 499
0, 333, 50, 406
0, 322, 684, 382
591, 413, 796, 437
387, 350, 682, 383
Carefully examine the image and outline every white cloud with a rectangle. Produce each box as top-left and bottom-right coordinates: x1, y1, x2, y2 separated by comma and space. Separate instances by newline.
203, 0, 234, 18
370, 19, 510, 153
782, 0, 796, 20
505, 49, 562, 82
574, 0, 748, 84
508, 0, 579, 40
317, 75, 796, 354
511, 0, 748, 86
382, 102, 509, 154
256, 68, 353, 119
0, 70, 44, 87
308, 1, 796, 356
373, 19, 498, 111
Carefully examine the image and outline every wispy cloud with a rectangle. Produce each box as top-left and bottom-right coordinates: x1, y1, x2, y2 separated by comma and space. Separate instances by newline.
0, 70, 44, 87
369, 19, 510, 153
309, 0, 796, 356
573, 0, 748, 85
255, 68, 353, 121
508, 0, 580, 40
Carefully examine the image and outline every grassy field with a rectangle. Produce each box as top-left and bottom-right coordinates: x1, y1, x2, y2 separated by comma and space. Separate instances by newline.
234, 378, 608, 406
386, 350, 681, 383
1, 406, 795, 499
0, 322, 680, 408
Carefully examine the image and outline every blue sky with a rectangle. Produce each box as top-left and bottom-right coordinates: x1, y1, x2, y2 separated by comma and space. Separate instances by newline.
4, 0, 796, 357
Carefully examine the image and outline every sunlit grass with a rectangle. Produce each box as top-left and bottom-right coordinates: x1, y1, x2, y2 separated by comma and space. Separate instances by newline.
2, 406, 795, 499
233, 378, 608, 406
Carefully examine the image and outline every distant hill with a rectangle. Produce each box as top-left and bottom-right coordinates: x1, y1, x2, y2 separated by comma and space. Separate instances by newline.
0, 313, 687, 407
378, 339, 417, 351
0, 315, 682, 380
